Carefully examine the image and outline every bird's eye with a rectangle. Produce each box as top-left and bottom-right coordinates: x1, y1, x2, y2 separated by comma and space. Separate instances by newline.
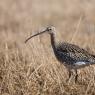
48, 28, 52, 30
47, 27, 51, 31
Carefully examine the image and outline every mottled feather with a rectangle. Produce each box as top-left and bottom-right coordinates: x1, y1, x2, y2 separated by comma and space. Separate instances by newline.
56, 42, 95, 66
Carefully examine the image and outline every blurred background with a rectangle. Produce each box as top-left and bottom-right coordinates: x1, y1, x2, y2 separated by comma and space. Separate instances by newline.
0, 0, 95, 47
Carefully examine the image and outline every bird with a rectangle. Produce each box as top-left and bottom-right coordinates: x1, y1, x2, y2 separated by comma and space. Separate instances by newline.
25, 26, 95, 83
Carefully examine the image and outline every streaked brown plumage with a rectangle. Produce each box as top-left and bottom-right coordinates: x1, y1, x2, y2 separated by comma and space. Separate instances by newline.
25, 26, 95, 83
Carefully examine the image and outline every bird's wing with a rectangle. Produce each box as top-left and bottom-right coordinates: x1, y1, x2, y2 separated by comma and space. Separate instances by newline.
57, 42, 95, 62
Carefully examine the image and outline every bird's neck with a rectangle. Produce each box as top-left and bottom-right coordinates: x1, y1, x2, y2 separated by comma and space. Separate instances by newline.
50, 33, 56, 50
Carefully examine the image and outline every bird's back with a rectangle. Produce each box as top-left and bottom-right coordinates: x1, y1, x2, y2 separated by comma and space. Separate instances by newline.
54, 42, 95, 68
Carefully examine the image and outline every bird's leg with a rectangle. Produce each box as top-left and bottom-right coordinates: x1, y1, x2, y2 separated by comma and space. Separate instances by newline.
75, 69, 78, 83
66, 70, 73, 83
69, 70, 72, 79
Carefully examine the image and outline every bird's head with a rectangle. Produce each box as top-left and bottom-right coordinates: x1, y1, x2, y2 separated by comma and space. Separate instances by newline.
45, 26, 56, 34
25, 26, 56, 43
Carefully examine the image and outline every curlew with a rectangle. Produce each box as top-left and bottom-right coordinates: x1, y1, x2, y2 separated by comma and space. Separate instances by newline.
25, 26, 95, 83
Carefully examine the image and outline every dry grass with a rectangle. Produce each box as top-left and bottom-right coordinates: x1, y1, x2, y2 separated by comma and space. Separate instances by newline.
0, 0, 95, 95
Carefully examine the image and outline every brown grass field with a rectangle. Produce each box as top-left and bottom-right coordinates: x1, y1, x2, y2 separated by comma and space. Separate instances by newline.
0, 0, 95, 95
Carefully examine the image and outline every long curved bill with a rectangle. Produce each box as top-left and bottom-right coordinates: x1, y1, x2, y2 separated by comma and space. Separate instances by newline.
25, 30, 46, 43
